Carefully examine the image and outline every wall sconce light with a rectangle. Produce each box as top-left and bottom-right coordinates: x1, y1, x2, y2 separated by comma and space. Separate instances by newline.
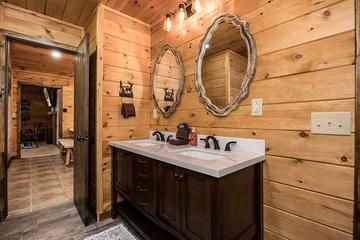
178, 3, 187, 22
192, 0, 202, 13
163, 12, 173, 32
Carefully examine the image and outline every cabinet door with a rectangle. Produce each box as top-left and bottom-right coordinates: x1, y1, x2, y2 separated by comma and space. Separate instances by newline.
157, 162, 181, 230
180, 169, 213, 240
133, 156, 156, 217
114, 149, 133, 199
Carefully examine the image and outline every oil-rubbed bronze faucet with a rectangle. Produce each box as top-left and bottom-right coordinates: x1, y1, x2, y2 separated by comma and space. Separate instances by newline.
203, 136, 220, 150
152, 131, 165, 141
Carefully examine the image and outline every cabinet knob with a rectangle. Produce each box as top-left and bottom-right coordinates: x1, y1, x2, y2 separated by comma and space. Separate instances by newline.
138, 173, 148, 178
137, 159, 147, 164
179, 174, 185, 180
138, 186, 147, 192
137, 200, 147, 207
174, 173, 179, 179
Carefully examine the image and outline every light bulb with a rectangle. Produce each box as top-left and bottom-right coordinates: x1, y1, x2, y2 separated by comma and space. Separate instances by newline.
164, 13, 172, 32
178, 3, 186, 22
192, 0, 202, 13
51, 50, 61, 59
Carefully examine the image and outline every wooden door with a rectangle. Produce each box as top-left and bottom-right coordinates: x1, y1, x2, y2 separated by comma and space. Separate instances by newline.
157, 162, 181, 230
73, 33, 90, 225
180, 169, 213, 240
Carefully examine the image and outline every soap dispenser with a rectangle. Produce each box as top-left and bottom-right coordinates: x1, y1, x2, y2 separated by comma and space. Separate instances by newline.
189, 127, 198, 146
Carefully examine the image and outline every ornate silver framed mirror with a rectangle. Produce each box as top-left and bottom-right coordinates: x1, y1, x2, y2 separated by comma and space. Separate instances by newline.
152, 44, 184, 117
195, 14, 256, 117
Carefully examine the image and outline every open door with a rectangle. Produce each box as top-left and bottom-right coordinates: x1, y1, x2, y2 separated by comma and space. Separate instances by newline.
74, 33, 90, 225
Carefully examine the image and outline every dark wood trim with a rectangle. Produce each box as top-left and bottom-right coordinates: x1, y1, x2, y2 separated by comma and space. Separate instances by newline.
355, 0, 360, 239
2, 37, 10, 220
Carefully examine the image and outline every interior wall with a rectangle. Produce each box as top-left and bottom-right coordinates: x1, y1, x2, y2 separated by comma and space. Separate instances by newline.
96, 5, 151, 213
150, 0, 355, 239
9, 70, 74, 158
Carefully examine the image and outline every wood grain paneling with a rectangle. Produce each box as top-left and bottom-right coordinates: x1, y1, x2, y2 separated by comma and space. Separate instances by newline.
5, 0, 97, 26
150, 0, 356, 238
10, 42, 74, 77
98, 6, 151, 212
1, 3, 83, 47
264, 206, 353, 240
101, 0, 177, 24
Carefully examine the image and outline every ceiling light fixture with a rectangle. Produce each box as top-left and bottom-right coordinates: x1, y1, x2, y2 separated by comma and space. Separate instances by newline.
51, 50, 61, 59
192, 0, 202, 13
163, 12, 173, 32
178, 3, 187, 22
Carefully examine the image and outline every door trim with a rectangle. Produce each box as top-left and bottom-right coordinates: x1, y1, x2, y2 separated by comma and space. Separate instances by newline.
3, 34, 76, 219
355, 0, 359, 238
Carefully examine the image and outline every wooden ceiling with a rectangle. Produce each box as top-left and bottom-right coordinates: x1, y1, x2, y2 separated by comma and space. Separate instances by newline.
100, 0, 177, 24
3, 0, 98, 26
3, 0, 176, 26
10, 42, 75, 78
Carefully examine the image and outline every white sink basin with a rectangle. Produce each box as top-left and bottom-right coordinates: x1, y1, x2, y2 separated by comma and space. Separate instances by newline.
133, 141, 161, 147
175, 150, 225, 161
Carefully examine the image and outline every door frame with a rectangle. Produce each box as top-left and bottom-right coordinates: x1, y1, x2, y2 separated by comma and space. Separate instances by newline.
3, 35, 77, 219
355, 0, 359, 239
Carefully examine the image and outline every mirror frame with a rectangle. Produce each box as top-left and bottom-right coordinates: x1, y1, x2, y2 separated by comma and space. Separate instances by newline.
152, 44, 184, 118
195, 14, 256, 117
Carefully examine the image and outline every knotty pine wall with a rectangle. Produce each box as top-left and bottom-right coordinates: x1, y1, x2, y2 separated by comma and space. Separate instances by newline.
9, 70, 74, 158
96, 5, 151, 213
150, 0, 355, 239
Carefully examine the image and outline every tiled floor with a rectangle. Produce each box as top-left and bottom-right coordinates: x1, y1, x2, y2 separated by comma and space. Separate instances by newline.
8, 154, 73, 217
21, 143, 60, 159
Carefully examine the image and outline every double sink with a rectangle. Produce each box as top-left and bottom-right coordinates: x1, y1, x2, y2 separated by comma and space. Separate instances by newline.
133, 140, 228, 161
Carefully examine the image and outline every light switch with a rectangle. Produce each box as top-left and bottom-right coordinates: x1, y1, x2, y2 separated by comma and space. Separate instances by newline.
311, 112, 351, 135
153, 109, 159, 119
252, 99, 262, 116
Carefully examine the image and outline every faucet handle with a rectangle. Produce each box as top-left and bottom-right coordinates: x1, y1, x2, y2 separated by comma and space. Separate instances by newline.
166, 135, 173, 142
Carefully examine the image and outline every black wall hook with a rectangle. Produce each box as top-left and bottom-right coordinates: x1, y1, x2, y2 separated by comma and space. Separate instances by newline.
119, 81, 134, 98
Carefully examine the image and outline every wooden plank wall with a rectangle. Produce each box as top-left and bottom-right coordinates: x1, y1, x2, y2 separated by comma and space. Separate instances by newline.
99, 5, 151, 213
150, 0, 356, 239
9, 70, 74, 158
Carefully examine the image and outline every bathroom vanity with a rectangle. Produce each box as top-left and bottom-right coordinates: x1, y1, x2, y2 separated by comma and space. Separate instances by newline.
110, 134, 265, 240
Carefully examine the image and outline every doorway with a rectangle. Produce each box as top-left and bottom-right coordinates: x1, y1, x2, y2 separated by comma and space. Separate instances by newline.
6, 41, 76, 217
2, 35, 92, 225
19, 85, 61, 159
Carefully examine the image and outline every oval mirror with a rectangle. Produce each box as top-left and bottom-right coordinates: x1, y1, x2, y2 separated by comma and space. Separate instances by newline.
195, 14, 256, 117
152, 44, 184, 117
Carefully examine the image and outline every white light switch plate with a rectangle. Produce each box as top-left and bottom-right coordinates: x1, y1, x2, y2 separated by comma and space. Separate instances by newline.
252, 99, 262, 116
153, 109, 159, 119
311, 112, 351, 135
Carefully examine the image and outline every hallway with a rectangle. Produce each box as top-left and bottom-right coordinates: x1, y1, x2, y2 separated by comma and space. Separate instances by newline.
8, 155, 73, 217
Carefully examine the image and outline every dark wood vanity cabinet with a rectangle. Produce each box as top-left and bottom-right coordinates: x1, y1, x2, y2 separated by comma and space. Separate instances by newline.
112, 148, 262, 240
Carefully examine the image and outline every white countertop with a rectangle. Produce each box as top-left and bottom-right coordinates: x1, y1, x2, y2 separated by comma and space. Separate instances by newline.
109, 138, 265, 178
